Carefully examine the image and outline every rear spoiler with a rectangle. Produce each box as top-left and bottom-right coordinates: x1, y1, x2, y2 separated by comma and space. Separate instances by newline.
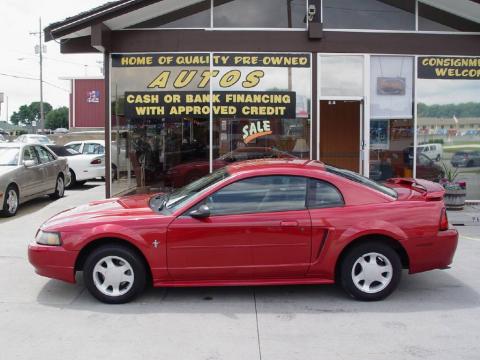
387, 178, 445, 201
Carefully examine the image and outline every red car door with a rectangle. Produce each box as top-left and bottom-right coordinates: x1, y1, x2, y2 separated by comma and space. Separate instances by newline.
166, 175, 312, 281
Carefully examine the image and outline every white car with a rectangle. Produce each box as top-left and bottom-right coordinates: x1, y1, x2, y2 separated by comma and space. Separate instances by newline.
417, 143, 443, 162
15, 134, 53, 145
64, 140, 127, 179
47, 145, 105, 187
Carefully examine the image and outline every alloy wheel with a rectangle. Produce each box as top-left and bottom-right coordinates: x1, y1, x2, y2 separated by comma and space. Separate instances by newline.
351, 252, 393, 294
6, 189, 18, 214
93, 256, 135, 297
57, 177, 64, 197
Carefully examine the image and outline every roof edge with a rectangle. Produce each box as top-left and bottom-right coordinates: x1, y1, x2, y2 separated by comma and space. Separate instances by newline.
44, 0, 162, 41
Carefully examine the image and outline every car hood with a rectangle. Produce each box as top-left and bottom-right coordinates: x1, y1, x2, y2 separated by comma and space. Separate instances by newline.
41, 194, 157, 229
0, 166, 18, 178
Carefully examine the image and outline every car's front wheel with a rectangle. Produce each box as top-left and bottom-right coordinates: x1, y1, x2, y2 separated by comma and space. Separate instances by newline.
340, 242, 401, 301
49, 175, 65, 199
83, 245, 147, 304
1, 185, 19, 217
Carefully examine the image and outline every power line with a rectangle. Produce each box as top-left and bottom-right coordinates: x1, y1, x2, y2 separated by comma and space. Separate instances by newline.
0, 72, 69, 92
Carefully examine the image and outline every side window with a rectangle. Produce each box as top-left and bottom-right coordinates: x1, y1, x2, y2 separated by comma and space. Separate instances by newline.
307, 179, 344, 209
66, 143, 81, 152
204, 176, 307, 215
35, 146, 54, 163
83, 143, 104, 155
23, 146, 38, 164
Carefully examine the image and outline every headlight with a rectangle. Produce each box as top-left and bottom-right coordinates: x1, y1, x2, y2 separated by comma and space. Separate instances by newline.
36, 231, 62, 246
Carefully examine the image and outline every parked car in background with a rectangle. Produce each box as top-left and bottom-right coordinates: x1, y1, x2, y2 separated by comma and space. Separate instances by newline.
416, 153, 445, 182
29, 159, 458, 304
0, 129, 8, 136
0, 134, 6, 143
65, 139, 126, 178
47, 145, 105, 188
165, 147, 296, 188
451, 150, 480, 167
53, 128, 69, 134
0, 143, 69, 216
417, 143, 443, 161
16, 134, 52, 145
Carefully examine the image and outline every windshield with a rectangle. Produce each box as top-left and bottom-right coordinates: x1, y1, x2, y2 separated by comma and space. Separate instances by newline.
28, 136, 50, 144
326, 165, 397, 198
150, 168, 230, 212
0, 147, 20, 166
48, 146, 80, 156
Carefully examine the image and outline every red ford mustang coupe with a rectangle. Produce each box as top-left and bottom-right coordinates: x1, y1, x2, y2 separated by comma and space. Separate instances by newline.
28, 159, 458, 304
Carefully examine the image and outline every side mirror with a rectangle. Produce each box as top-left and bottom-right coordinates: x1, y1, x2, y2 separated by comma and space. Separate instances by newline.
190, 204, 211, 219
23, 160, 35, 167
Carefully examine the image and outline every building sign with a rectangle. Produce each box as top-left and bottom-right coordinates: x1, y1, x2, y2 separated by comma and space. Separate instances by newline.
242, 120, 272, 144
124, 91, 296, 119
418, 57, 480, 80
377, 77, 406, 95
87, 90, 100, 103
112, 53, 310, 68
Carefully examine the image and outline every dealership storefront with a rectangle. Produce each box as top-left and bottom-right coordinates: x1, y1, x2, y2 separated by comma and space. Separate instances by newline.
46, 0, 480, 200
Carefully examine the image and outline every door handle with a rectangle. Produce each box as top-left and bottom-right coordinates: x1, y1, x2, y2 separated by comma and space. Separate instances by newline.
280, 220, 299, 227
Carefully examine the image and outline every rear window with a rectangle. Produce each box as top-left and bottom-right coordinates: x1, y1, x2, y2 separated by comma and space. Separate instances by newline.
326, 165, 397, 198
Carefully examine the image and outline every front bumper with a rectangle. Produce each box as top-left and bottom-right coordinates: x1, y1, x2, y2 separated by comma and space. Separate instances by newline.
28, 242, 78, 283
409, 228, 459, 274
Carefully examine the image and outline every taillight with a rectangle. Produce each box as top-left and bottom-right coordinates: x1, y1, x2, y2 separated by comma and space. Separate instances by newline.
439, 207, 449, 231
90, 158, 102, 165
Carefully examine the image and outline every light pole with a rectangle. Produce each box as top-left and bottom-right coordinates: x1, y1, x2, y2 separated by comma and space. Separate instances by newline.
30, 17, 45, 133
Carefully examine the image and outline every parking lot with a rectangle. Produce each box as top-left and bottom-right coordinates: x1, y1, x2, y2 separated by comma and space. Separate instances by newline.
1, 183, 480, 360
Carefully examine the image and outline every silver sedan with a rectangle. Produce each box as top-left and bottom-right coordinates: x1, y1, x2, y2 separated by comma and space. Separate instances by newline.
0, 143, 70, 217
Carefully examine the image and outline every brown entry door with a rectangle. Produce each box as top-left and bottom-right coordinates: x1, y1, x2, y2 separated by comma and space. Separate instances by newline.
320, 100, 361, 173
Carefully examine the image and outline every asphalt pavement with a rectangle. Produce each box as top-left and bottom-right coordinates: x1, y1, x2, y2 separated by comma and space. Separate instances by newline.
1, 182, 480, 360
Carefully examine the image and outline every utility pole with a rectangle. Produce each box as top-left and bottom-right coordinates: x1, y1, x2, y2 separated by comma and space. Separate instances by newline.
31, 17, 45, 133
39, 17, 44, 133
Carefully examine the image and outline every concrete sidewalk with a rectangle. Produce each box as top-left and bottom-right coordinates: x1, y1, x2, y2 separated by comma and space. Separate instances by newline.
447, 204, 480, 226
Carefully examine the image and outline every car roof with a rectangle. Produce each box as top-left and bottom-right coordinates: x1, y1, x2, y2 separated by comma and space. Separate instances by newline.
0, 142, 27, 148
226, 159, 325, 174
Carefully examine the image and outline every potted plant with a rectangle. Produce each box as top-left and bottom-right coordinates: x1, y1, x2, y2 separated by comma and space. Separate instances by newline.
439, 163, 467, 210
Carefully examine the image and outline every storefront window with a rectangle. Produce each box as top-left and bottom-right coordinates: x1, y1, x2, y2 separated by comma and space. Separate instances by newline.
323, 0, 415, 31
418, 3, 480, 32
211, 53, 311, 167
128, 0, 211, 29
369, 56, 414, 180
416, 56, 480, 200
110, 52, 311, 195
213, 0, 307, 28
319, 55, 363, 97
111, 53, 210, 195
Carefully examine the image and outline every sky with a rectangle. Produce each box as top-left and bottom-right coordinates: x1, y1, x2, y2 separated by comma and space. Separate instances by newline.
1, 0, 479, 123
0, 0, 106, 122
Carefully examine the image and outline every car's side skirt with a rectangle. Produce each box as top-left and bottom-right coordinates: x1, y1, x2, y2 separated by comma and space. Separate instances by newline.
153, 278, 335, 288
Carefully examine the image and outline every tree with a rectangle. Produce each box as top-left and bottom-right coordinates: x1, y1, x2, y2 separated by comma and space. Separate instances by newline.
10, 102, 53, 126
45, 106, 69, 130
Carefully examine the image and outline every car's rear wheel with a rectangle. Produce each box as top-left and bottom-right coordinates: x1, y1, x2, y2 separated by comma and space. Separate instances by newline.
340, 242, 401, 301
1, 185, 19, 217
49, 175, 65, 199
83, 245, 146, 304
66, 169, 76, 189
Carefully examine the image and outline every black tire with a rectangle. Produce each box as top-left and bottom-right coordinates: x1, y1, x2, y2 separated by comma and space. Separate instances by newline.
340, 242, 402, 301
436, 154, 441, 161
1, 185, 19, 217
112, 163, 118, 181
49, 174, 65, 199
83, 244, 147, 304
66, 169, 76, 189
